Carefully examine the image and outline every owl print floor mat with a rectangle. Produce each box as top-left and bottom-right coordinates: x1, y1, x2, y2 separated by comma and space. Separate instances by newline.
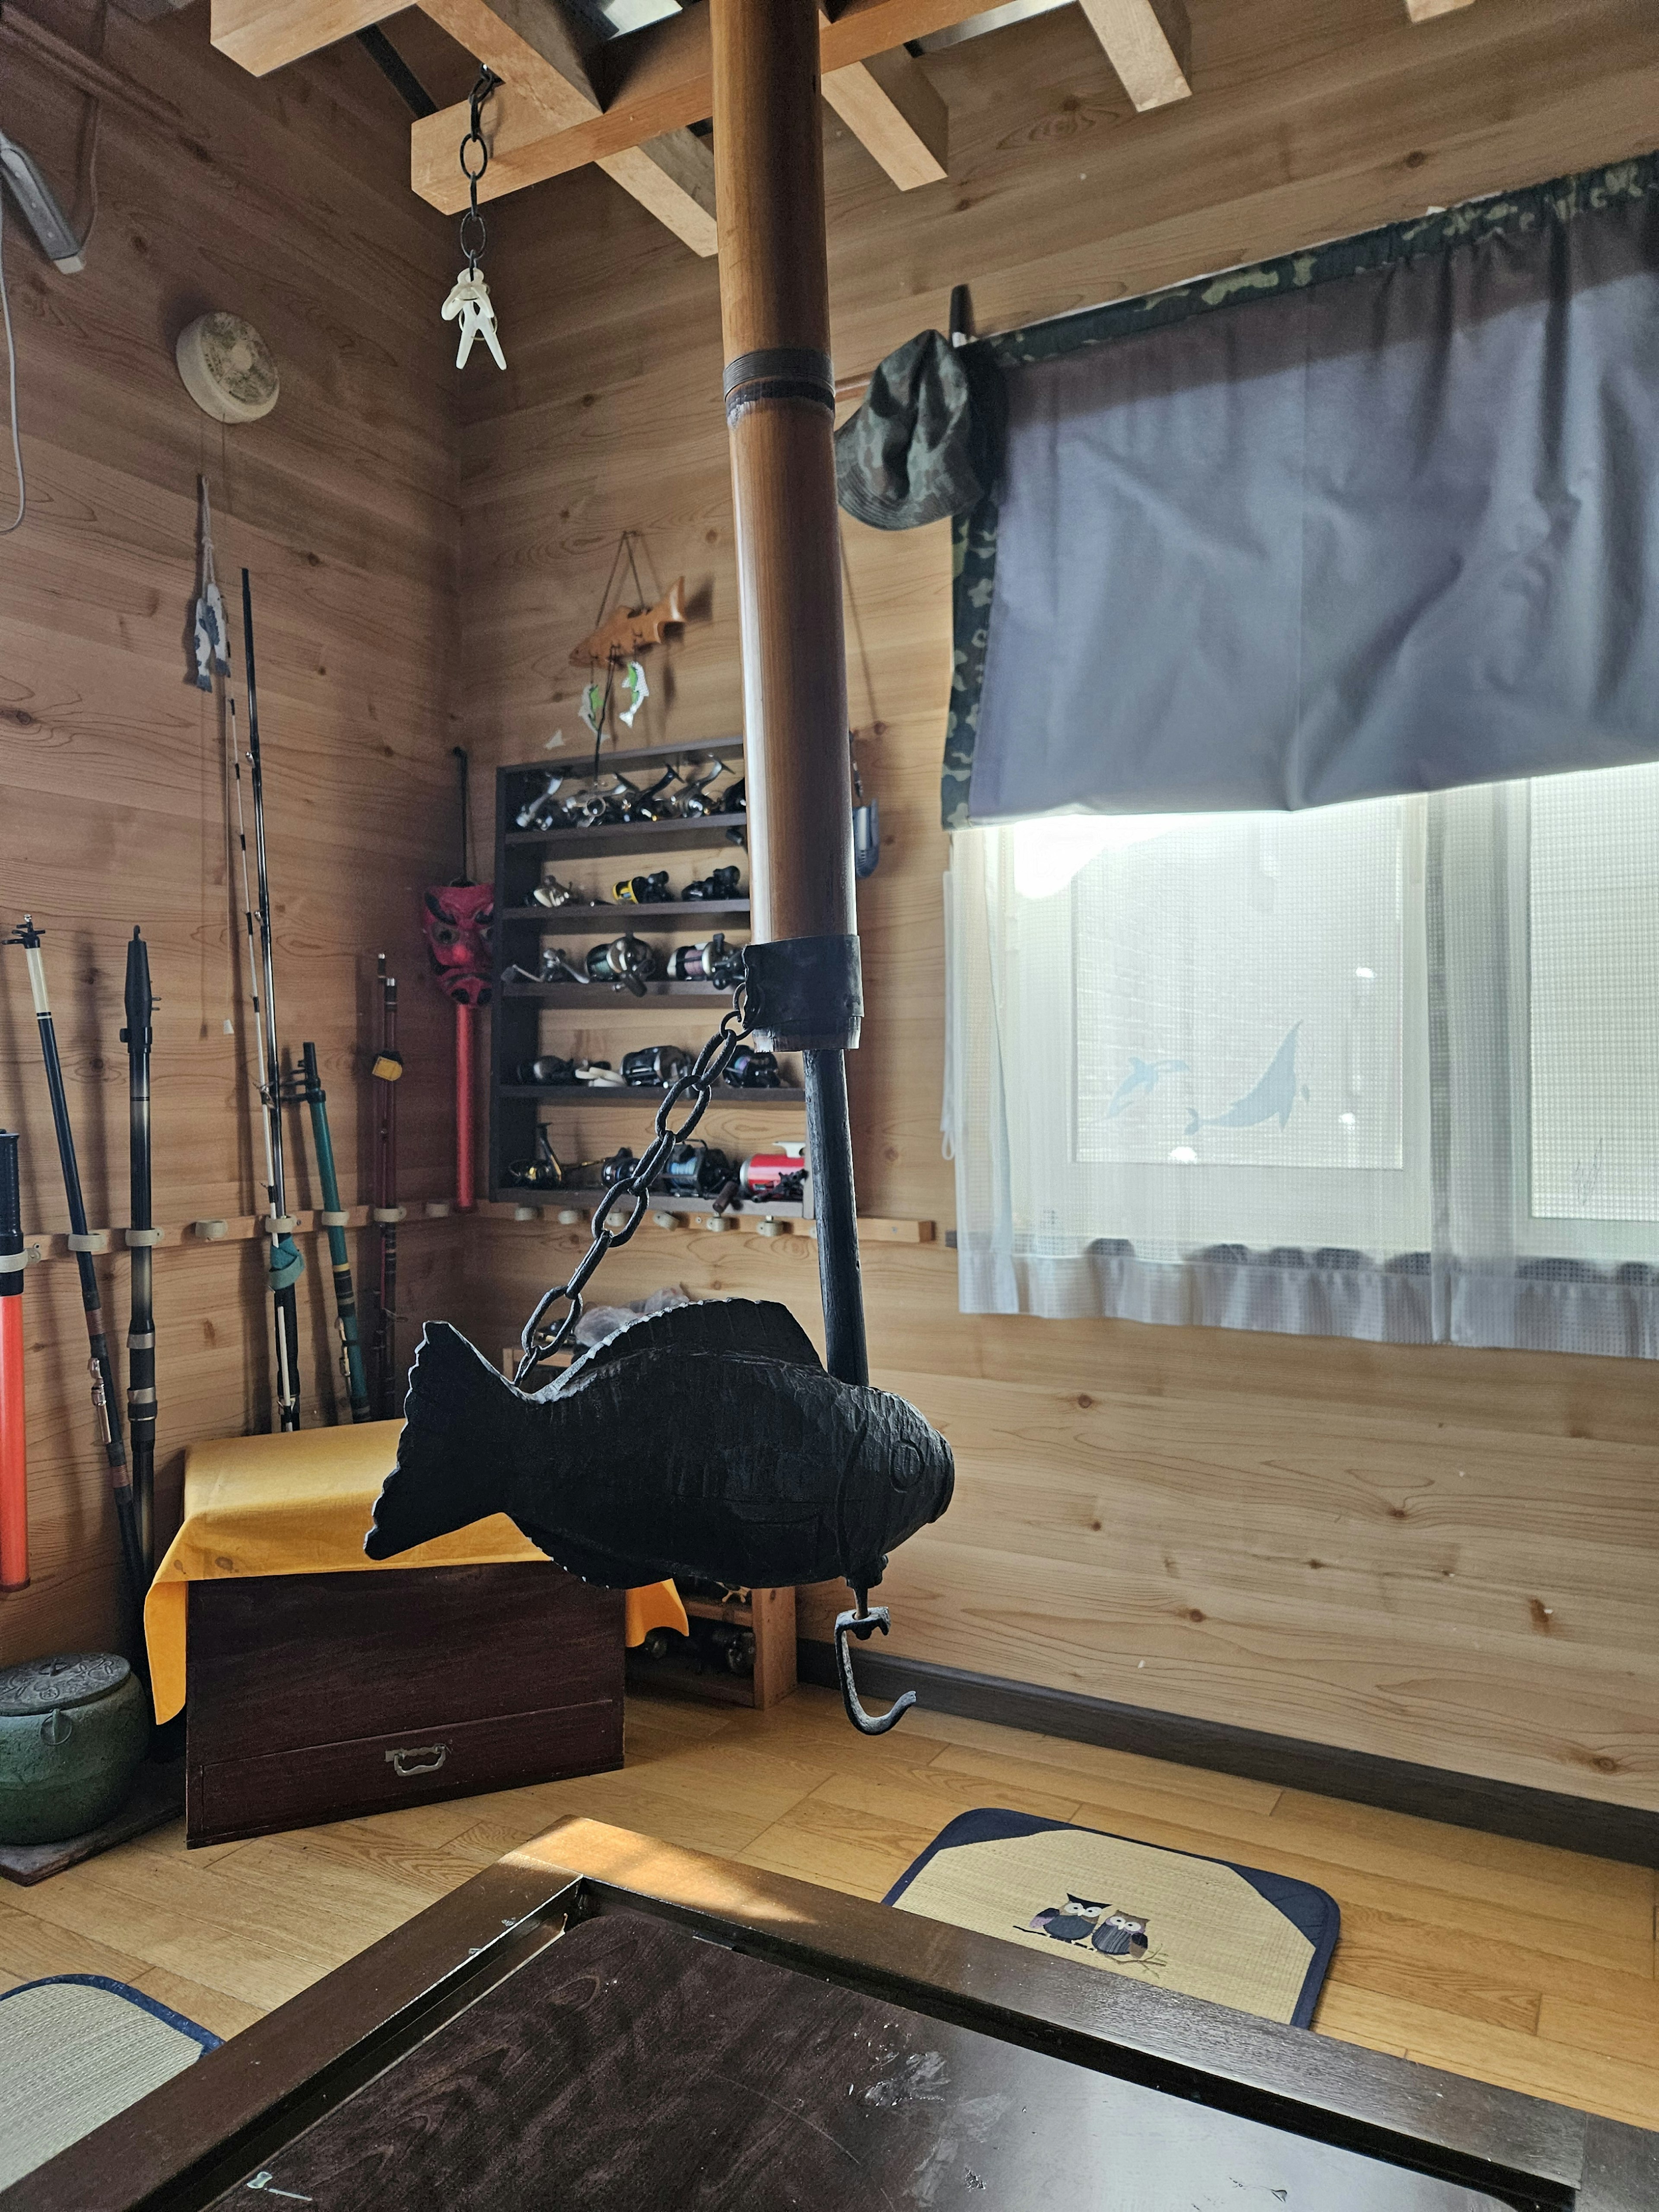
884, 1808, 1339, 2027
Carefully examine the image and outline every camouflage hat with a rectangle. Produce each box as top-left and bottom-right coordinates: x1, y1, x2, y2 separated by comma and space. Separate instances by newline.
836, 329, 1005, 531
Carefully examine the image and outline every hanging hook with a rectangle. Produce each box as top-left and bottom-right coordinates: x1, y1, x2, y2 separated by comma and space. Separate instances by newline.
833, 1589, 916, 1735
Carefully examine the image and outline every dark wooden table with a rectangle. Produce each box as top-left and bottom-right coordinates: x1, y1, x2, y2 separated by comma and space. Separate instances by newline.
11, 1818, 1655, 2211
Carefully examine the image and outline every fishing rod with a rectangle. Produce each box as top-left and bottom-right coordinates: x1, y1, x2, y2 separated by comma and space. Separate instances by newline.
369, 954, 404, 1420
121, 928, 159, 1571
8, 916, 146, 1607
230, 571, 303, 1431
0, 1129, 26, 1593
294, 1042, 371, 1423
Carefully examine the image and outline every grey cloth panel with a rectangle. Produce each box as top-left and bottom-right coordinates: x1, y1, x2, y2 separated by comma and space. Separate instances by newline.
970, 192, 1659, 822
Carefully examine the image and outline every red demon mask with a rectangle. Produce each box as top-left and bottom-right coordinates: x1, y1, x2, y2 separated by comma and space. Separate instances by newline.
423, 883, 493, 1008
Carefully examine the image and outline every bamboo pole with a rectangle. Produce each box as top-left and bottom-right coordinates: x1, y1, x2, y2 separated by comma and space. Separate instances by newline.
712, 0, 868, 1389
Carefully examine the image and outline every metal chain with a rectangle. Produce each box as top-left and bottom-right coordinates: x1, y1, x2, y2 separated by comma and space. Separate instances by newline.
514, 988, 752, 1384
458, 67, 498, 272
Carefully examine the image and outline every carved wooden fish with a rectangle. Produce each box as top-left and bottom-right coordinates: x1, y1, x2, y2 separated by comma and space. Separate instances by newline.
363, 1299, 953, 1593
570, 577, 686, 667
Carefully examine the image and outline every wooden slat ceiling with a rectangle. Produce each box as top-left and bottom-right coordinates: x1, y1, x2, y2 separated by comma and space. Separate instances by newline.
207, 0, 1475, 248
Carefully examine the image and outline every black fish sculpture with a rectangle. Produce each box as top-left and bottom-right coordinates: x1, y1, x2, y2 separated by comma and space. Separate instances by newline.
364, 1300, 953, 1731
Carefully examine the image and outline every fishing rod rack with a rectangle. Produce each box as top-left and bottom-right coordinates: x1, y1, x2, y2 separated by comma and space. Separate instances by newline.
6, 1204, 461, 1270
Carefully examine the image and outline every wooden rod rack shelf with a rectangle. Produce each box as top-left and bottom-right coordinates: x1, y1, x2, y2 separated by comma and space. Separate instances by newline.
10, 1203, 459, 1269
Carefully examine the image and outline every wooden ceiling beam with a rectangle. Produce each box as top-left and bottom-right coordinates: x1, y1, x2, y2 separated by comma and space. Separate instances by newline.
210, 0, 717, 252
1075, 0, 1189, 113
410, 0, 1011, 214
821, 45, 948, 191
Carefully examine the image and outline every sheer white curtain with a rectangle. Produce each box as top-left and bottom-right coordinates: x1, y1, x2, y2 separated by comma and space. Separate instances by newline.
943, 764, 1659, 1354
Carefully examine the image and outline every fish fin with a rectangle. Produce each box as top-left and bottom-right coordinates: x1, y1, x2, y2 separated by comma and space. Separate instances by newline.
555, 1297, 822, 1394
1185, 1109, 1202, 1138
363, 1322, 517, 1559
509, 1515, 677, 1589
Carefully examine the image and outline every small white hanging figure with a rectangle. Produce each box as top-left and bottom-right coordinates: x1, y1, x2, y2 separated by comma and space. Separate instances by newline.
442, 265, 505, 372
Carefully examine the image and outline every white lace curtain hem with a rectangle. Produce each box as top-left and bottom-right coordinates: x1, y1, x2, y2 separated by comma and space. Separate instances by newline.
957, 1238, 1659, 1356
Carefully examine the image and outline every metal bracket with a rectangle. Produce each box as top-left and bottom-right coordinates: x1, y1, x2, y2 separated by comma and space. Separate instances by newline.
744, 934, 863, 1051
833, 1593, 916, 1736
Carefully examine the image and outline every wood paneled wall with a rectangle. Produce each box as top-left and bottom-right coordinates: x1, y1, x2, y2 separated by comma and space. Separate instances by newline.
0, 2, 466, 1662
458, 0, 1659, 1811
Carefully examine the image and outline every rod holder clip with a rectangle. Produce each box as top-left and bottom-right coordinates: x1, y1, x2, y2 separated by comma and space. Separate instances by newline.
123, 1227, 164, 1248
65, 1230, 109, 1255
371, 1206, 407, 1225
193, 1219, 229, 1241
319, 1209, 350, 1229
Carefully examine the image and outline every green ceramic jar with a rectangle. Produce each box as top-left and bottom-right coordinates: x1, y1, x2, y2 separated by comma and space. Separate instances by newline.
0, 1652, 149, 1845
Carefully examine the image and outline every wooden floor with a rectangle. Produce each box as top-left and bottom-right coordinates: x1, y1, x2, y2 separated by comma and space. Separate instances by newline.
2, 1686, 1656, 2132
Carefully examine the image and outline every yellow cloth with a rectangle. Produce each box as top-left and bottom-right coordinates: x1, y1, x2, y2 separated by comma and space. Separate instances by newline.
143, 1421, 686, 1723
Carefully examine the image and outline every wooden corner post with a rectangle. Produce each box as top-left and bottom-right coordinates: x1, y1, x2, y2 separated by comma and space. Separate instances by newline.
712, 0, 868, 1391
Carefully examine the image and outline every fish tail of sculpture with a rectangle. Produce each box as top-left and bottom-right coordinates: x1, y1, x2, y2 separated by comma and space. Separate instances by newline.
363, 1321, 521, 1560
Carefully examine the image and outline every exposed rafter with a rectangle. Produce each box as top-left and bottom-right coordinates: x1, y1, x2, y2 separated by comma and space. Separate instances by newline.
1075, 0, 1189, 112
210, 0, 718, 251
408, 0, 1019, 214
818, 7, 947, 192
822, 45, 947, 190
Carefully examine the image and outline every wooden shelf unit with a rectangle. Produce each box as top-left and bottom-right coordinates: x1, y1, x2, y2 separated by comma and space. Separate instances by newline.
492, 747, 797, 1211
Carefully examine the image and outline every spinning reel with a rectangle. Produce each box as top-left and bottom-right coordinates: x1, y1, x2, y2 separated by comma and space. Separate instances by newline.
615, 872, 671, 905
723, 1046, 781, 1090
682, 865, 743, 903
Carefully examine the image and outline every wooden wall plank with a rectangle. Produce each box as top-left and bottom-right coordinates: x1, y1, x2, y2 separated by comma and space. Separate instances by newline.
458, 0, 1659, 1813
0, 2, 467, 1662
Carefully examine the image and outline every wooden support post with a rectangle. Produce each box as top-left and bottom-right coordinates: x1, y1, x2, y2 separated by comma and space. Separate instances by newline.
712, 0, 854, 953
712, 0, 867, 1392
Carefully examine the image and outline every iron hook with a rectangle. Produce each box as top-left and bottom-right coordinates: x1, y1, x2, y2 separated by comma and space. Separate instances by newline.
833, 1593, 916, 1736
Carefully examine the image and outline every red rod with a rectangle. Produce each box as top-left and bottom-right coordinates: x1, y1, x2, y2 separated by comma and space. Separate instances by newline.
455, 1003, 475, 1211
0, 1129, 28, 1592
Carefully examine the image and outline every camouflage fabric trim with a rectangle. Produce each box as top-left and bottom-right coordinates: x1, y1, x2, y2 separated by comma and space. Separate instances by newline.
942, 151, 1659, 831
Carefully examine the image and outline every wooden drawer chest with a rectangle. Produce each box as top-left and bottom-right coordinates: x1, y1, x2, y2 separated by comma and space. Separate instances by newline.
184, 1562, 623, 1847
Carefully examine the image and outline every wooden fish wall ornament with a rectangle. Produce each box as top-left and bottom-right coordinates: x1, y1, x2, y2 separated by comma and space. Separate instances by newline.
364, 1300, 955, 1686
571, 577, 686, 669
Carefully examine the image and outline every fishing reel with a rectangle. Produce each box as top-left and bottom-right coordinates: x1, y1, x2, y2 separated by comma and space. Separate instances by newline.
572, 776, 635, 828
587, 935, 658, 996
741, 1146, 807, 1201
575, 1059, 624, 1087
669, 934, 744, 989
614, 871, 671, 905
598, 1145, 641, 1187
513, 1054, 577, 1086
616, 768, 681, 823
682, 865, 743, 904
532, 875, 604, 910
506, 1129, 565, 1189
723, 1047, 781, 1090
721, 776, 746, 814
513, 773, 566, 830
674, 762, 727, 818
502, 948, 589, 988
622, 1045, 691, 1088
707, 1623, 756, 1677
664, 1139, 738, 1203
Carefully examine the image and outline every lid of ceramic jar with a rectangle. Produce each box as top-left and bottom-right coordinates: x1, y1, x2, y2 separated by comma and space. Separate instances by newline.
0, 1653, 132, 1716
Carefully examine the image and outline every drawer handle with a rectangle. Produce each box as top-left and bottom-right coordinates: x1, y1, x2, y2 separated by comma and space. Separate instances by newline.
385, 1743, 448, 1778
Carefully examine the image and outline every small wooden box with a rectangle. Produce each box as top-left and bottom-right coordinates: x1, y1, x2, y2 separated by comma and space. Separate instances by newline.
185, 1562, 624, 1847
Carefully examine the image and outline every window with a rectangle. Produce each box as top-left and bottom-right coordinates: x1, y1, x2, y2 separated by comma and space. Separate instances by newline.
944, 764, 1659, 1354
